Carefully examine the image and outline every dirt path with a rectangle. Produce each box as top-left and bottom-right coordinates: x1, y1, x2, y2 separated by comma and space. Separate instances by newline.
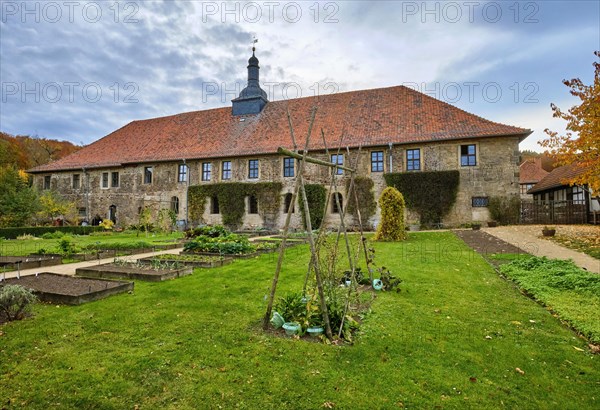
482, 226, 600, 274
0, 248, 184, 280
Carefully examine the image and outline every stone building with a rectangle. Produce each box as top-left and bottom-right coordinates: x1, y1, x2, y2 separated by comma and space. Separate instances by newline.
29, 50, 532, 230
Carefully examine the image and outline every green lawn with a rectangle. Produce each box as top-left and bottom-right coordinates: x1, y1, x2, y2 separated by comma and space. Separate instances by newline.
1, 232, 598, 408
0, 231, 183, 257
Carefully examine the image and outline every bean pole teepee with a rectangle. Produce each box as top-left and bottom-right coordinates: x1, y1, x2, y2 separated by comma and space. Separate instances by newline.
262, 106, 370, 341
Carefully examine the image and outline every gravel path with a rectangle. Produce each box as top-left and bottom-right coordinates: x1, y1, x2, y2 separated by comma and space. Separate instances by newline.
483, 225, 600, 273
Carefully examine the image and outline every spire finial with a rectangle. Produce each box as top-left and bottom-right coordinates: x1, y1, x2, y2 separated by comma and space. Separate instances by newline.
252, 36, 258, 54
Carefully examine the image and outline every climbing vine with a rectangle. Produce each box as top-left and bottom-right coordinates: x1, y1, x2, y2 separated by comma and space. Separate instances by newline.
346, 177, 376, 223
384, 171, 460, 225
299, 184, 327, 229
188, 182, 282, 229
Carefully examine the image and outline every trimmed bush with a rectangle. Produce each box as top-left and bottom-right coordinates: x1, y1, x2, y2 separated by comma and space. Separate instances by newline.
0, 285, 37, 321
374, 187, 407, 241
346, 177, 376, 224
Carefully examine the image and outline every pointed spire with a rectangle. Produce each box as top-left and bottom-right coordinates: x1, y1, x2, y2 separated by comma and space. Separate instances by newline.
232, 46, 268, 116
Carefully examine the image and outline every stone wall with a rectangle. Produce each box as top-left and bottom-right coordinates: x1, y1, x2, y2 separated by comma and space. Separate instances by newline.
33, 135, 520, 229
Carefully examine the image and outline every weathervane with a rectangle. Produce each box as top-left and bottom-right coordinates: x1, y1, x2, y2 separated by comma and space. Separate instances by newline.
252, 36, 258, 52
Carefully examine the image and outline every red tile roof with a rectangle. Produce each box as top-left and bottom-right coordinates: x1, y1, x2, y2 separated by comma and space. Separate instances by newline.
520, 158, 550, 184
528, 163, 588, 194
29, 85, 531, 173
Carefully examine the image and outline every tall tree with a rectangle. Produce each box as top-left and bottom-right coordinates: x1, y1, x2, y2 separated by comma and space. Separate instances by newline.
0, 166, 39, 227
540, 51, 599, 192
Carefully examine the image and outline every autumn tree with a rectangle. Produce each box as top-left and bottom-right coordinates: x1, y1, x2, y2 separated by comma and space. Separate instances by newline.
36, 190, 77, 224
540, 51, 600, 193
0, 166, 39, 227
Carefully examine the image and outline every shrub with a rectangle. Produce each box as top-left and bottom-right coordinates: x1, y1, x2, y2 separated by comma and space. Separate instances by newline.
0, 285, 37, 321
183, 233, 255, 255
55, 236, 79, 256
185, 225, 230, 239
488, 195, 521, 225
374, 187, 407, 241
275, 292, 307, 323
41, 231, 65, 239
99, 219, 115, 230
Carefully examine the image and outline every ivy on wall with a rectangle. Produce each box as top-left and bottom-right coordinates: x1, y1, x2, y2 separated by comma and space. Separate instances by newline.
299, 184, 327, 229
384, 171, 460, 224
188, 182, 282, 229
345, 177, 376, 223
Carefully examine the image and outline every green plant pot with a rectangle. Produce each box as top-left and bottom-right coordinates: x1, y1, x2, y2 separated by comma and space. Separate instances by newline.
282, 322, 301, 336
270, 312, 285, 329
306, 326, 324, 337
372, 279, 384, 291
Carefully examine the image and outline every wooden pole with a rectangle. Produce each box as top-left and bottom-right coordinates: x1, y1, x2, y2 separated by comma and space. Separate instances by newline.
262, 107, 317, 330
277, 147, 355, 173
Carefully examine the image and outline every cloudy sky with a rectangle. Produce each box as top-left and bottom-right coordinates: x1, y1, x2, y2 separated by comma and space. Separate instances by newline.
1, 1, 598, 151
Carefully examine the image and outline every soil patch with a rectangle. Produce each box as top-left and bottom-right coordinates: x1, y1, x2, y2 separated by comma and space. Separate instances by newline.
0, 273, 133, 305
76, 263, 192, 281
454, 229, 527, 255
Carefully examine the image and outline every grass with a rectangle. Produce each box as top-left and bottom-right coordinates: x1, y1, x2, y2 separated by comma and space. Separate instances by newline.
499, 256, 600, 344
550, 236, 600, 260
0, 231, 184, 257
1, 232, 598, 408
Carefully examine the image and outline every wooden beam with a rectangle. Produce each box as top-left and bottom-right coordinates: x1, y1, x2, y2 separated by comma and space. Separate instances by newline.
277, 147, 355, 173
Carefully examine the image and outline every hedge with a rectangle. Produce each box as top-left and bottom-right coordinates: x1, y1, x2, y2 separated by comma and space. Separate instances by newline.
0, 226, 102, 239
384, 171, 460, 224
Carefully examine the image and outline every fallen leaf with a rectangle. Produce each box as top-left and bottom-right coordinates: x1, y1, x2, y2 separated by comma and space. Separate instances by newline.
322, 401, 335, 408
589, 344, 600, 354
572, 346, 585, 352
469, 377, 477, 383
510, 321, 522, 325
515, 368, 525, 375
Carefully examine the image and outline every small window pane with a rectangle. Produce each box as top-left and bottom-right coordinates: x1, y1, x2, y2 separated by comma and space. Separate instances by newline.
248, 159, 259, 179
202, 163, 212, 181
72, 174, 80, 189
144, 167, 153, 184
102, 172, 109, 188
461, 144, 477, 167
406, 149, 420, 171
471, 197, 489, 207
283, 157, 295, 177
222, 161, 232, 180
111, 172, 119, 188
371, 151, 383, 172
331, 154, 343, 175
178, 164, 187, 183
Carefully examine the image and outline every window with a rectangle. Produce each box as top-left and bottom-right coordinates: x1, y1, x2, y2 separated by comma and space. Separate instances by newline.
248, 195, 259, 214
178, 164, 187, 183
111, 172, 119, 188
248, 159, 259, 179
211, 196, 219, 214
222, 161, 232, 180
461, 144, 477, 167
284, 193, 295, 213
202, 162, 212, 181
406, 149, 421, 171
520, 183, 534, 195
371, 151, 384, 172
144, 167, 153, 184
43, 175, 51, 190
72, 174, 80, 189
78, 207, 87, 217
102, 172, 109, 188
331, 154, 344, 175
472, 197, 489, 207
170, 196, 180, 214
332, 193, 343, 213
283, 157, 295, 177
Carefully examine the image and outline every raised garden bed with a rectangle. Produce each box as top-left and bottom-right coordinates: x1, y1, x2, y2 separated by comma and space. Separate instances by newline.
137, 254, 233, 268
0, 255, 62, 270
0, 273, 133, 305
75, 262, 192, 282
